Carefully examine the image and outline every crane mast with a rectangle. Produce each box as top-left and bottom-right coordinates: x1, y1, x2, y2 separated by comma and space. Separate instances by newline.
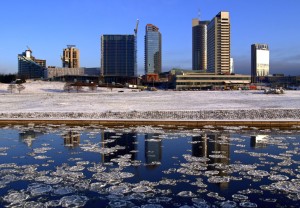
134, 19, 139, 36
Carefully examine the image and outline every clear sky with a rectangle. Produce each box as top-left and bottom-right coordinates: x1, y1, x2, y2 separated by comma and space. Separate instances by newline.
1, 0, 300, 75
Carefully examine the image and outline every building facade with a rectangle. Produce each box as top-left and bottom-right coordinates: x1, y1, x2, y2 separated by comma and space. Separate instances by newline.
174, 71, 250, 90
230, 58, 234, 74
192, 19, 210, 71
144, 24, 162, 74
207, 12, 231, 74
62, 45, 80, 68
18, 49, 46, 79
101, 35, 137, 83
251, 44, 269, 83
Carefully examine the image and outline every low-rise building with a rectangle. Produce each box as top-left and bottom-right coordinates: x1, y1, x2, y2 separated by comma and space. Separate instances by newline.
174, 71, 251, 90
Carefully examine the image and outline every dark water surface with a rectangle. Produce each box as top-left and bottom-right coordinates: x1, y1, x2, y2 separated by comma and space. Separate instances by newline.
0, 124, 299, 207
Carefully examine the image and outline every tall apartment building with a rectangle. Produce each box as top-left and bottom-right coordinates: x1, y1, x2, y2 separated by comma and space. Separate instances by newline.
18, 49, 46, 79
101, 35, 137, 81
62, 45, 80, 68
144, 24, 162, 74
207, 11, 231, 74
192, 19, 209, 71
251, 44, 270, 83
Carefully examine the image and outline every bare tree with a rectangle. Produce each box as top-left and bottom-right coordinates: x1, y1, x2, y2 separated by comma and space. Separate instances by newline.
89, 83, 97, 92
7, 84, 16, 94
74, 83, 83, 93
16, 84, 25, 94
63, 83, 73, 93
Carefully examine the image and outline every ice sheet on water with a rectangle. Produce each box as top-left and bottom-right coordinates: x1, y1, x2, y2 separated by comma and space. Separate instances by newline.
23, 201, 46, 208
3, 190, 30, 205
108, 200, 135, 208
239, 202, 257, 207
271, 181, 300, 193
45, 200, 61, 207
27, 183, 52, 196
128, 192, 146, 200
35, 176, 63, 184
268, 174, 289, 181
220, 200, 237, 208
53, 186, 76, 195
107, 184, 131, 195
232, 194, 248, 200
177, 191, 197, 197
208, 176, 230, 183
87, 163, 106, 172
132, 186, 153, 193
60, 195, 88, 207
141, 204, 164, 208
89, 182, 107, 192
247, 170, 269, 177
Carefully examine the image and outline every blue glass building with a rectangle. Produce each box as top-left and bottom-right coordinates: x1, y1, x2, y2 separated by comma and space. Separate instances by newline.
101, 35, 137, 83
144, 24, 162, 75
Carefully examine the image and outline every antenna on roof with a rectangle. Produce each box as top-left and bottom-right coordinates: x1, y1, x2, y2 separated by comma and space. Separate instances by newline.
198, 9, 201, 20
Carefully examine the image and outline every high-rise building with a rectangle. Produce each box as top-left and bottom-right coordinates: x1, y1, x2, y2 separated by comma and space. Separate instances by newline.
230, 58, 234, 74
192, 19, 209, 71
18, 49, 46, 79
101, 35, 137, 80
62, 45, 80, 68
251, 44, 269, 83
144, 24, 162, 74
207, 11, 231, 74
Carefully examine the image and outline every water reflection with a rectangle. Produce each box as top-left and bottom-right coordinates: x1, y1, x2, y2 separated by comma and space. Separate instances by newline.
192, 133, 230, 189
63, 131, 80, 148
0, 125, 299, 208
145, 133, 162, 169
250, 135, 268, 148
101, 132, 137, 162
19, 130, 43, 147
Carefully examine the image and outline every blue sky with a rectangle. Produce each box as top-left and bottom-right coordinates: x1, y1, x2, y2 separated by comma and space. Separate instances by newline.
1, 0, 300, 75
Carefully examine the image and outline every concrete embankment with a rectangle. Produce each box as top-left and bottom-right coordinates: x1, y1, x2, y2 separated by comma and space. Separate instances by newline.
1, 109, 300, 128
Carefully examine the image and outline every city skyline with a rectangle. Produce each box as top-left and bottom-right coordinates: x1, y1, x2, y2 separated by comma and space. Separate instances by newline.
1, 0, 299, 75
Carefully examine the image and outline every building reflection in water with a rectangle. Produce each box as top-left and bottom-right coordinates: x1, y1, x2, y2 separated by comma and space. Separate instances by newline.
145, 134, 162, 169
101, 132, 137, 163
192, 133, 230, 189
250, 135, 268, 148
19, 130, 43, 147
63, 131, 80, 148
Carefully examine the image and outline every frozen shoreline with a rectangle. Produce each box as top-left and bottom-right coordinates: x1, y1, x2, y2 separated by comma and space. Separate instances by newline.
1, 109, 300, 121
1, 81, 300, 121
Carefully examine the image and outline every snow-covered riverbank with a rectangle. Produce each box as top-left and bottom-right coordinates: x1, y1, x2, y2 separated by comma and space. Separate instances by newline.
1, 81, 300, 120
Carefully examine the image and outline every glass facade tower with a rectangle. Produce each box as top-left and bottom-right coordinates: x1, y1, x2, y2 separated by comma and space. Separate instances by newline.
192, 19, 209, 71
144, 24, 162, 74
101, 35, 136, 77
251, 44, 269, 83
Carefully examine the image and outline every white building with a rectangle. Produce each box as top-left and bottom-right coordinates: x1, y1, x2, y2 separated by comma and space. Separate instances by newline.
251, 44, 269, 83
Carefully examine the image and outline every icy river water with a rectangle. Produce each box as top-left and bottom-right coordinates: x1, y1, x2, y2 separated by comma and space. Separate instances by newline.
0, 124, 299, 207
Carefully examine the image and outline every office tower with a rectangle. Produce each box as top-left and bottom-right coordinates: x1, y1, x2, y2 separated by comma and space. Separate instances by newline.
144, 24, 162, 74
207, 11, 231, 74
230, 58, 234, 74
62, 45, 80, 68
192, 19, 209, 71
251, 44, 269, 83
18, 48, 46, 79
101, 35, 137, 78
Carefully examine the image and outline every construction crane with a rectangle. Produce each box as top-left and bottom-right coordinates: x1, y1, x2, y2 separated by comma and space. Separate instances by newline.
134, 19, 139, 36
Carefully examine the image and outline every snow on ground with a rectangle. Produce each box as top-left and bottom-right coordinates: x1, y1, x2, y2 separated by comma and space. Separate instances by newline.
1, 80, 300, 120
